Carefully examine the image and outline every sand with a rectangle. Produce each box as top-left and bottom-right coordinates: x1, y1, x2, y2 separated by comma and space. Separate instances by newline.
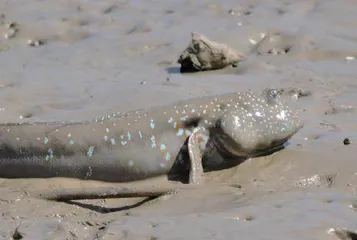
0, 0, 357, 239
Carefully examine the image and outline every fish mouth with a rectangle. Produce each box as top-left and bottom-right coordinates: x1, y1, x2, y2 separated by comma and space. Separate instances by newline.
248, 123, 304, 158
209, 123, 303, 159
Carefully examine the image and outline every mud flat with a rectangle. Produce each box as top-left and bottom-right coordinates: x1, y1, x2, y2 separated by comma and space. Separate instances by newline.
0, 0, 357, 239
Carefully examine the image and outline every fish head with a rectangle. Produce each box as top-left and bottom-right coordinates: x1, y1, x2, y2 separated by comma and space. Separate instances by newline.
212, 88, 303, 157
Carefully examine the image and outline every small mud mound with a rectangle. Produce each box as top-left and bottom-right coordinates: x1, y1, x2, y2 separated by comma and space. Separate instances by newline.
251, 31, 317, 56
250, 30, 357, 61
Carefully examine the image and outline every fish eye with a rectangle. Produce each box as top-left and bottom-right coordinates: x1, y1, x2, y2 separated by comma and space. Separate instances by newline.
262, 88, 280, 105
263, 88, 279, 99
268, 89, 279, 98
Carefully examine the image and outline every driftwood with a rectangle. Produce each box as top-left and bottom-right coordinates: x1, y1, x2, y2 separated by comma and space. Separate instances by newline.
177, 32, 243, 72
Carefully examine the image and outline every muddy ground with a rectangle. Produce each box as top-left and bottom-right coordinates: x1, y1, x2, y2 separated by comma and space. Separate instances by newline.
0, 0, 357, 239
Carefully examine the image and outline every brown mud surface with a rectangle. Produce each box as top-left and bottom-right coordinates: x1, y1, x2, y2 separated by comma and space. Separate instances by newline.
0, 0, 357, 239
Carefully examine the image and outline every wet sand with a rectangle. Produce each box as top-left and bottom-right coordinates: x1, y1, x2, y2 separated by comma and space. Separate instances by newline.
0, 0, 357, 239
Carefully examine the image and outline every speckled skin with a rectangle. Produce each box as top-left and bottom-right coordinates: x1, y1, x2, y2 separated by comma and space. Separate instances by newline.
0, 89, 302, 183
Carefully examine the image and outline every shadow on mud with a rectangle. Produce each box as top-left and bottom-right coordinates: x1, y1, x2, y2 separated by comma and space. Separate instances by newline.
168, 137, 288, 184
64, 197, 158, 213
